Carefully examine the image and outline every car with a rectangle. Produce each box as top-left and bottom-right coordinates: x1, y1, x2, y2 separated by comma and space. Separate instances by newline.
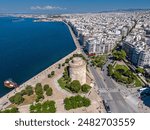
102, 100, 111, 113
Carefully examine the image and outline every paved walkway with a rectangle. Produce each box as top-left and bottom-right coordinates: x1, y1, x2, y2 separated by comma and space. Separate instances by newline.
0, 21, 105, 113
0, 50, 78, 110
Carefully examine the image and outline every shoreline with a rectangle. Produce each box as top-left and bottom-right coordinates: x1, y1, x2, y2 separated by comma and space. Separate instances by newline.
0, 21, 81, 110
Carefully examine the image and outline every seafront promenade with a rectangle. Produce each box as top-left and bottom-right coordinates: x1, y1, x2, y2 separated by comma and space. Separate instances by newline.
63, 21, 81, 51
0, 22, 82, 110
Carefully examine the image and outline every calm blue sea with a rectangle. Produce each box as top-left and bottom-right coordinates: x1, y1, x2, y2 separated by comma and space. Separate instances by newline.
0, 17, 76, 97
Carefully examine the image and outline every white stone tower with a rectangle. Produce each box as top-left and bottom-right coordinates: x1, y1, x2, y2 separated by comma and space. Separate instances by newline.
69, 57, 86, 85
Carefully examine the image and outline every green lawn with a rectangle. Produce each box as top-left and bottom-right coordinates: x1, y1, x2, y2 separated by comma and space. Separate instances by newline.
58, 77, 67, 89
58, 77, 71, 92
134, 75, 143, 87
114, 64, 129, 71
112, 64, 143, 87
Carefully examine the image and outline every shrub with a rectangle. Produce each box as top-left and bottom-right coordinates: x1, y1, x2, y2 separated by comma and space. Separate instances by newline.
64, 95, 91, 110
69, 80, 81, 93
25, 85, 34, 96
20, 90, 27, 96
113, 50, 126, 61
48, 71, 55, 78
65, 58, 70, 64
82, 97, 91, 107
108, 64, 113, 76
35, 83, 43, 95
35, 83, 44, 101
62, 63, 65, 66
136, 67, 145, 74
9, 93, 24, 105
30, 100, 56, 113
36, 94, 44, 100
0, 107, 19, 113
46, 88, 53, 96
44, 84, 49, 91
58, 64, 61, 69
81, 84, 91, 93
51, 71, 55, 76
48, 74, 52, 78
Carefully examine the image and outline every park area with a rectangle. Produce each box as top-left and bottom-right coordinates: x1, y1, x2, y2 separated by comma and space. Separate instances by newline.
108, 62, 144, 87
90, 55, 107, 68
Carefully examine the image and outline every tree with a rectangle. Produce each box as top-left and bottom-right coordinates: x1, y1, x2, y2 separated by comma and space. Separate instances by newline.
51, 71, 55, 76
62, 63, 65, 66
113, 71, 121, 82
0, 107, 19, 113
81, 84, 91, 93
11, 107, 19, 113
136, 67, 145, 74
113, 50, 126, 61
58, 64, 61, 69
108, 64, 113, 76
70, 80, 81, 93
46, 88, 53, 96
25, 85, 33, 96
65, 58, 70, 64
82, 97, 91, 107
14, 93, 24, 105
64, 95, 91, 111
124, 70, 133, 77
30, 104, 35, 112
30, 100, 56, 113
48, 71, 55, 78
35, 83, 44, 101
9, 93, 24, 105
44, 84, 50, 91
36, 94, 44, 100
20, 90, 27, 96
35, 83, 43, 95
48, 74, 52, 78
127, 77, 133, 84
74, 95, 83, 108
64, 98, 72, 110
91, 55, 107, 68
120, 50, 126, 60
70, 97, 78, 109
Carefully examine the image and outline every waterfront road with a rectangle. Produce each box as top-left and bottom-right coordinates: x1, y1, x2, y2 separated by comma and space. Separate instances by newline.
67, 23, 136, 112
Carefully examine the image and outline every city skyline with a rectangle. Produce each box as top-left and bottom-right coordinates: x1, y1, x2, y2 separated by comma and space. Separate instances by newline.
0, 0, 150, 14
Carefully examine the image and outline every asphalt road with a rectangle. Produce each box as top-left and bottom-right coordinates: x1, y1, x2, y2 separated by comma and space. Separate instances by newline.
88, 56, 137, 113
80, 47, 136, 112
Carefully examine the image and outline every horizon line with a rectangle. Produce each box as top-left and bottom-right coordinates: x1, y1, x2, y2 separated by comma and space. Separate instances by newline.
0, 8, 150, 15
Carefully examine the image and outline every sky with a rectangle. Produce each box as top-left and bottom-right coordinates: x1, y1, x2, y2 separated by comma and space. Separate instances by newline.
0, 0, 150, 14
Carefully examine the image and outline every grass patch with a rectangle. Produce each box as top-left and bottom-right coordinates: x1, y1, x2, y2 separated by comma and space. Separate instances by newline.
7, 94, 36, 108
134, 75, 143, 87
21, 95, 36, 106
58, 77, 67, 89
114, 64, 128, 71
108, 63, 143, 87
6, 104, 17, 109
58, 77, 71, 92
